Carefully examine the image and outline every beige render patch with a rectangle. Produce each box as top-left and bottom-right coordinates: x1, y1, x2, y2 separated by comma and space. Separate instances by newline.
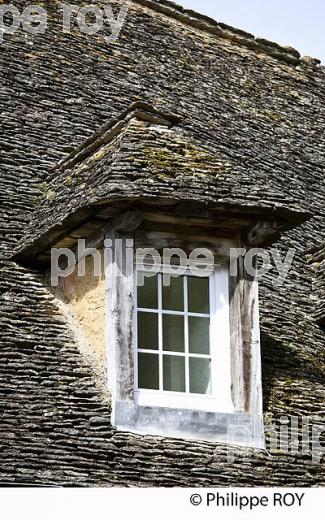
62, 248, 106, 365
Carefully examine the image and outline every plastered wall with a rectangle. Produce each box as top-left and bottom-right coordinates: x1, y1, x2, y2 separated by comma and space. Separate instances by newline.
61, 248, 106, 365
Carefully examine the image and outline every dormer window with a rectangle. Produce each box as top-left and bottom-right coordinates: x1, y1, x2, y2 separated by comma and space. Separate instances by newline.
100, 216, 265, 449
135, 266, 233, 413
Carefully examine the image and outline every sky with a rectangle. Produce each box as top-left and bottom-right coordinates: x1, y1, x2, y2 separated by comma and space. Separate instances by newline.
177, 0, 325, 63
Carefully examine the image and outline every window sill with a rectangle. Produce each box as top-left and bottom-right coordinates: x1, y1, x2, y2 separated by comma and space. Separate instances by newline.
114, 400, 265, 449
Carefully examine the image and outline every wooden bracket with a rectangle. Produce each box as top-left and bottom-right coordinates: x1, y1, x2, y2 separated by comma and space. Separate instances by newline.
72, 210, 144, 264
246, 220, 282, 246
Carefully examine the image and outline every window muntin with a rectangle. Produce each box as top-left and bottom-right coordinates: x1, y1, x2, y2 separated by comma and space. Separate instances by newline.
135, 266, 233, 413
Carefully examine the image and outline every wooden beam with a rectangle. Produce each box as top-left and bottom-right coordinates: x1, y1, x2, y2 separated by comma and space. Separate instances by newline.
135, 229, 235, 261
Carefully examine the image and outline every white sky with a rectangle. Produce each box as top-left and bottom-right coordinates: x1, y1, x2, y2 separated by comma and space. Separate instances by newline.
176, 0, 325, 63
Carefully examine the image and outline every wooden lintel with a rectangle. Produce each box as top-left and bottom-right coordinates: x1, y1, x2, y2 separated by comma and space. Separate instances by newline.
175, 201, 209, 219
135, 229, 235, 261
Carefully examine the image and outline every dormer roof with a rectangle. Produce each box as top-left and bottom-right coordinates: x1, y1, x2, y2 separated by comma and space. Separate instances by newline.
13, 101, 311, 266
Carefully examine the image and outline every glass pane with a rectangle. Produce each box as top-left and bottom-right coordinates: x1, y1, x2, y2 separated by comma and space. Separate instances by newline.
137, 312, 158, 350
138, 353, 159, 390
163, 355, 185, 392
162, 276, 184, 311
137, 273, 158, 309
163, 314, 184, 352
189, 317, 210, 355
188, 276, 210, 314
189, 358, 212, 395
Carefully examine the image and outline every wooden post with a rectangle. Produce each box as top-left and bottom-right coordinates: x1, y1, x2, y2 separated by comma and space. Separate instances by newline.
104, 212, 144, 422
229, 249, 263, 415
105, 231, 135, 417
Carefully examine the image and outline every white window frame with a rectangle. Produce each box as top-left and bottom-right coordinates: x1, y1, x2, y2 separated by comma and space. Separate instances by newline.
134, 263, 234, 414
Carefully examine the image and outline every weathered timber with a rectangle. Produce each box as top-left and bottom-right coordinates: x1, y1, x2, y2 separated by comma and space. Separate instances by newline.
229, 251, 263, 415
105, 231, 136, 409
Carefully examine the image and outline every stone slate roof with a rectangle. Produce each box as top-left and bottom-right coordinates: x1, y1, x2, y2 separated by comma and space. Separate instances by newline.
309, 243, 325, 326
14, 101, 311, 264
0, 0, 324, 486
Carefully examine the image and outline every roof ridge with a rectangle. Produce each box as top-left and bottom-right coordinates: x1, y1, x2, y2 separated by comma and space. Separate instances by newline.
135, 0, 323, 68
56, 101, 180, 173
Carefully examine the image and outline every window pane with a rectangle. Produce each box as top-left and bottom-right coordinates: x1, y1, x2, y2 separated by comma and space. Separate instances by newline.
163, 355, 185, 392
163, 314, 184, 352
189, 358, 212, 395
162, 276, 184, 311
188, 276, 210, 314
138, 353, 159, 390
189, 317, 210, 355
137, 312, 158, 350
137, 274, 158, 309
